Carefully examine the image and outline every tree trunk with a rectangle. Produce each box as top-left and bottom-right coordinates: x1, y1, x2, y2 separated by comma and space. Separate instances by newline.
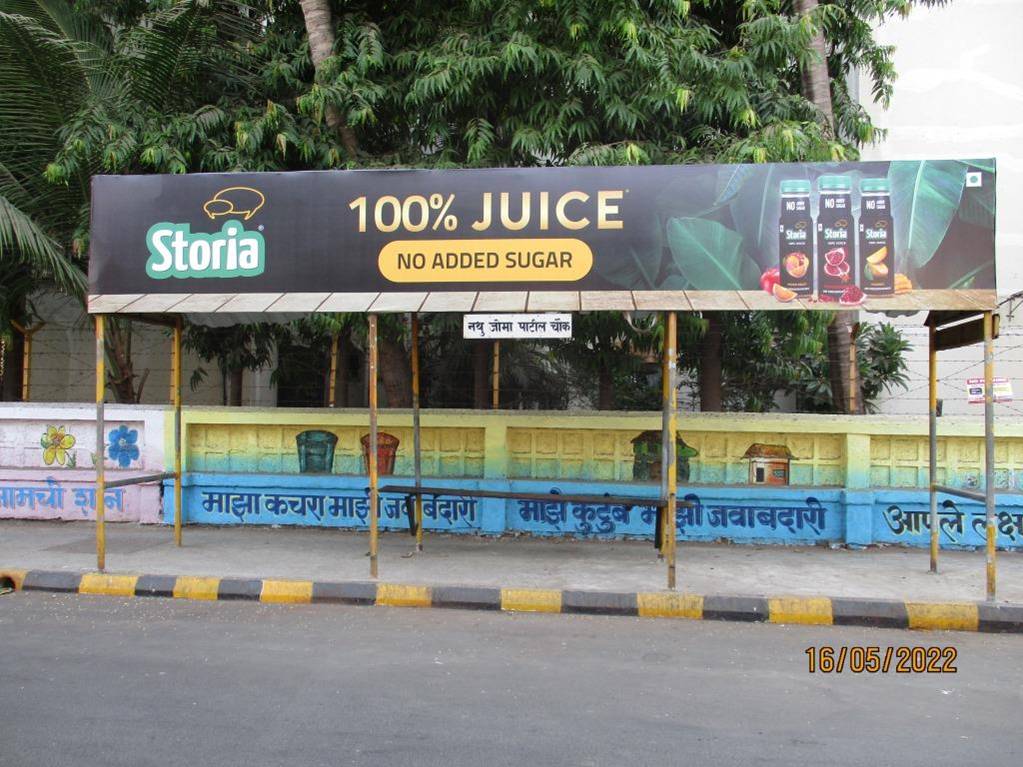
105, 319, 146, 403
378, 335, 412, 407
597, 363, 614, 410
472, 342, 490, 409
795, 0, 860, 414
699, 312, 723, 412
794, 0, 835, 126
298, 0, 359, 158
229, 368, 244, 406
336, 329, 351, 407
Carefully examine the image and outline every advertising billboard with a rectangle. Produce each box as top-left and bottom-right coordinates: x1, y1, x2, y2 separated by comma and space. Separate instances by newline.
88, 159, 996, 314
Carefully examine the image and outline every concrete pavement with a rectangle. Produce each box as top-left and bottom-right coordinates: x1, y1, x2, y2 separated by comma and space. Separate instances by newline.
1, 592, 1021, 767
1, 519, 1021, 601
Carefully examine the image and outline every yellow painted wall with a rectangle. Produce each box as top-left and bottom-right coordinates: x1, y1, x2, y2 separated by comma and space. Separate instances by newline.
176, 408, 1023, 490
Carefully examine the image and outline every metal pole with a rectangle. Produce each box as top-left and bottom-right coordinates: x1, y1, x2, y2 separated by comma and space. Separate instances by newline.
95, 315, 106, 571
849, 324, 857, 413
492, 340, 500, 409
659, 313, 670, 561
665, 311, 678, 590
328, 333, 339, 407
21, 327, 31, 402
983, 310, 996, 600
928, 324, 938, 573
172, 318, 183, 547
368, 314, 380, 578
411, 314, 424, 551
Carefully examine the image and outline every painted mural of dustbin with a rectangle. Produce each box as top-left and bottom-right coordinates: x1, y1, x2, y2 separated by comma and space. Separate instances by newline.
631, 431, 698, 482
295, 430, 338, 473
743, 443, 792, 485
361, 432, 400, 475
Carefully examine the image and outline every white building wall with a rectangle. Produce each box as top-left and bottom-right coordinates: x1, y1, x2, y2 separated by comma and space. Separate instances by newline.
24, 292, 277, 406
858, 0, 1023, 417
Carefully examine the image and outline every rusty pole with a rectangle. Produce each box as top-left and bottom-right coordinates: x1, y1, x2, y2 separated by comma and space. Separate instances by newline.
411, 313, 424, 551
983, 311, 996, 600
928, 324, 938, 572
95, 315, 106, 571
172, 318, 183, 547
368, 314, 380, 578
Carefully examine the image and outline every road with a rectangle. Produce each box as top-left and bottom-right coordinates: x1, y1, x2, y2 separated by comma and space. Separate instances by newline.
1, 593, 1020, 767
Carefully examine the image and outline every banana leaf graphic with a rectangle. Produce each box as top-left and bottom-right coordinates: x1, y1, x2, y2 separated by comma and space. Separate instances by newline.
889, 160, 967, 273
666, 217, 761, 290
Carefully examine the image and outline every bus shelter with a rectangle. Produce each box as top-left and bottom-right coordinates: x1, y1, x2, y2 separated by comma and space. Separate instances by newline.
85, 158, 1001, 594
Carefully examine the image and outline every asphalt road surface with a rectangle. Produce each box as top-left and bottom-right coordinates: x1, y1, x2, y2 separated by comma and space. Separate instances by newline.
1, 593, 1020, 767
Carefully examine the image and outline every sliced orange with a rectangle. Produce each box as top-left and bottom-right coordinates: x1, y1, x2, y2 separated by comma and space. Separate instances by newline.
866, 246, 888, 265
772, 283, 797, 302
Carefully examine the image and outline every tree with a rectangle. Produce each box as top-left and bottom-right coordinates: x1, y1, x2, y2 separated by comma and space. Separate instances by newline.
184, 323, 287, 406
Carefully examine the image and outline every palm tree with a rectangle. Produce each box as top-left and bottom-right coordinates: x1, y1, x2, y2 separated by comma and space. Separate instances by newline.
0, 0, 258, 400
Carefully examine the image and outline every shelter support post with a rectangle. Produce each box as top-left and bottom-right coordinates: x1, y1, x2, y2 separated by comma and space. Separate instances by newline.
411, 314, 424, 551
12, 321, 43, 401
94, 315, 106, 571
984, 311, 996, 600
172, 318, 183, 547
328, 333, 339, 408
492, 341, 500, 409
368, 314, 380, 578
662, 311, 678, 590
928, 325, 938, 573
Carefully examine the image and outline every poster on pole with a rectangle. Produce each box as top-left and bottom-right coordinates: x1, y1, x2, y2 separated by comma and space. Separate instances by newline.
966, 377, 1013, 404
463, 313, 572, 339
88, 159, 996, 316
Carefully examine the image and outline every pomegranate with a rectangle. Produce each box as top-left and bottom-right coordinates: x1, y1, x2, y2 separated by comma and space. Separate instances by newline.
839, 285, 865, 305
760, 267, 781, 294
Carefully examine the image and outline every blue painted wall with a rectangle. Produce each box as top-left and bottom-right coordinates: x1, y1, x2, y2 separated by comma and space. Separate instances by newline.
164, 474, 1023, 549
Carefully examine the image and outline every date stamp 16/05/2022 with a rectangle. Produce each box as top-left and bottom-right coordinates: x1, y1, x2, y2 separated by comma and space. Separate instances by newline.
805, 646, 958, 674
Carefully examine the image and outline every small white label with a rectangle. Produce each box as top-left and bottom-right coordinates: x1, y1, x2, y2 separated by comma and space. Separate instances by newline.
464, 313, 572, 339
966, 172, 982, 188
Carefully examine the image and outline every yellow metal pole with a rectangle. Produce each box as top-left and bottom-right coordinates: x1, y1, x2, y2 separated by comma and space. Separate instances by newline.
928, 324, 938, 573
368, 314, 379, 578
11, 321, 43, 401
661, 313, 669, 558
492, 340, 500, 409
665, 311, 678, 590
411, 314, 424, 551
21, 327, 31, 401
95, 315, 106, 572
327, 333, 339, 408
983, 310, 996, 600
172, 318, 183, 547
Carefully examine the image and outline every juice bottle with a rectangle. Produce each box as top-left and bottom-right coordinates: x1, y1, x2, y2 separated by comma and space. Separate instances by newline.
858, 178, 894, 296
816, 175, 854, 301
778, 180, 813, 296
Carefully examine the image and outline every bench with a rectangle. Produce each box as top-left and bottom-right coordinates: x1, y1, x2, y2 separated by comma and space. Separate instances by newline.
377, 484, 693, 550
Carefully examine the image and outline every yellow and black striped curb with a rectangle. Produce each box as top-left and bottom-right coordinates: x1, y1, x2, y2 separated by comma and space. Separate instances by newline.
2, 568, 1021, 633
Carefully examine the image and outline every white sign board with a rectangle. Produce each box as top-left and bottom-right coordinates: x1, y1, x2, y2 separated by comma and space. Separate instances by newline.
966, 377, 1013, 404
463, 313, 572, 339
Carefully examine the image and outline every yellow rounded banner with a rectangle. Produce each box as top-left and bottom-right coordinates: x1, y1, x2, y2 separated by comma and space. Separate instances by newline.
378, 238, 593, 283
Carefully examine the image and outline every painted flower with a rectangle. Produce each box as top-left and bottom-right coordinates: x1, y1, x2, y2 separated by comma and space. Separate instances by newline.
107, 425, 140, 468
41, 425, 76, 466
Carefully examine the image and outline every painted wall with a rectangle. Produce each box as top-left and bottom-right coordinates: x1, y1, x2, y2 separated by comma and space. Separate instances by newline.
0, 403, 164, 522
169, 475, 1023, 550
178, 408, 1023, 491
5, 403, 1023, 549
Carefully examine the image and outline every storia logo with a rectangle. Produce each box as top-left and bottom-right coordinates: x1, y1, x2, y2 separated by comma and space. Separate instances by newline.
146, 187, 266, 279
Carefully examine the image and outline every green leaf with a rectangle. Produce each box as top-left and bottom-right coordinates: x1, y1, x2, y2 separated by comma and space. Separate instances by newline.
955, 161, 995, 230
595, 208, 663, 289
889, 160, 967, 272
666, 217, 761, 290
